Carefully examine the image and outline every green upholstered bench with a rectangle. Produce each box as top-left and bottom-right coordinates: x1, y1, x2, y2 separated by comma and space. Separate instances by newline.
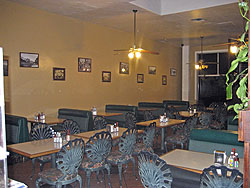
105, 104, 138, 126
189, 128, 244, 158
227, 116, 238, 131
138, 102, 165, 120
58, 108, 94, 132
163, 100, 189, 111
5, 114, 29, 144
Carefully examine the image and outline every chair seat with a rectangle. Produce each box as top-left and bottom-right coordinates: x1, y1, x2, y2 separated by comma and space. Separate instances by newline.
81, 158, 104, 169
107, 150, 133, 164
134, 143, 153, 154
38, 168, 77, 182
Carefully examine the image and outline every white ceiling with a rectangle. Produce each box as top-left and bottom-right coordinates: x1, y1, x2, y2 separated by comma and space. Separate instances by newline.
7, 0, 243, 47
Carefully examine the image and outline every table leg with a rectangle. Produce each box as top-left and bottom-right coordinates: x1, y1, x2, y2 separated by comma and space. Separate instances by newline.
161, 127, 165, 151
51, 153, 56, 168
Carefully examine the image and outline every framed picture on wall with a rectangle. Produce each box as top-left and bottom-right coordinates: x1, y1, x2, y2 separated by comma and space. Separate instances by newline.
102, 71, 111, 82
53, 67, 65, 81
119, 62, 129, 74
78, 57, 91, 72
162, 75, 167, 85
137, 74, 144, 83
20, 52, 39, 68
148, 66, 156, 75
3, 56, 8, 76
170, 68, 176, 76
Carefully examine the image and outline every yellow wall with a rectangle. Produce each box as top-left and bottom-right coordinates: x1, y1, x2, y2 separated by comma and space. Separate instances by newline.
0, 0, 182, 117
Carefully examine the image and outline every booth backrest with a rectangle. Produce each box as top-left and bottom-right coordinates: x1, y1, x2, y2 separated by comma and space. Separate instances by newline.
163, 100, 189, 111
138, 102, 165, 119
105, 104, 138, 126
5, 114, 29, 144
58, 108, 94, 132
227, 116, 238, 131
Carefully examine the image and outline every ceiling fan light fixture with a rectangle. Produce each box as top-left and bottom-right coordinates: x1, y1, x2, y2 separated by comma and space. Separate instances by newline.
128, 52, 134, 59
135, 51, 141, 58
230, 45, 238, 53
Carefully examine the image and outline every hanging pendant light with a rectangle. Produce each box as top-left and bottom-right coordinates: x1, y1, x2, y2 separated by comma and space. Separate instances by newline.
195, 36, 208, 70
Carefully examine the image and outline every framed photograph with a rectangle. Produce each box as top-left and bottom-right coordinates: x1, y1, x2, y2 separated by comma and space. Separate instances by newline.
20, 52, 39, 68
53, 67, 65, 81
102, 71, 111, 82
3, 56, 8, 76
119, 62, 129, 74
170, 68, 176, 76
148, 66, 156, 75
162, 75, 167, 85
137, 74, 144, 83
78, 57, 91, 72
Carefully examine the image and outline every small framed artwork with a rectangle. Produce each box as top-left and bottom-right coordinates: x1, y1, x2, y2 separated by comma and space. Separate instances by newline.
53, 67, 65, 81
102, 71, 111, 82
20, 52, 39, 68
162, 75, 167, 85
170, 68, 176, 76
137, 74, 144, 83
148, 66, 156, 75
3, 56, 8, 76
78, 57, 91, 72
119, 62, 129, 74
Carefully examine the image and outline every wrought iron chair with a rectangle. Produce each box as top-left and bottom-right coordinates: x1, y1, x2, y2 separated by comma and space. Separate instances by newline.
125, 112, 137, 129
138, 151, 173, 188
198, 112, 213, 128
164, 115, 198, 152
80, 131, 112, 188
134, 122, 156, 155
30, 123, 54, 179
63, 119, 80, 134
200, 165, 243, 188
36, 138, 84, 188
93, 116, 107, 130
143, 110, 154, 121
106, 128, 137, 187
190, 103, 206, 112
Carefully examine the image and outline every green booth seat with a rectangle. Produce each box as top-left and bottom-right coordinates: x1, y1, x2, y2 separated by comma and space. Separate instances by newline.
189, 128, 244, 158
5, 114, 29, 144
137, 102, 165, 120
227, 116, 238, 131
163, 100, 190, 111
58, 108, 94, 132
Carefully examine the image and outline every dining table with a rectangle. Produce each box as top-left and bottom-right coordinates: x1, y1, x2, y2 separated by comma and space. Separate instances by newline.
136, 118, 185, 151
161, 149, 243, 174
27, 116, 65, 131
93, 111, 123, 117
179, 111, 201, 118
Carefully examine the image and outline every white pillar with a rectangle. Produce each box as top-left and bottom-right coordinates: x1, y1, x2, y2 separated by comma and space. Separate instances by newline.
182, 45, 189, 101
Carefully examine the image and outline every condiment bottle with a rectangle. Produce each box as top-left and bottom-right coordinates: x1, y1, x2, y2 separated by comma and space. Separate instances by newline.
228, 152, 234, 167
66, 130, 70, 141
234, 153, 239, 168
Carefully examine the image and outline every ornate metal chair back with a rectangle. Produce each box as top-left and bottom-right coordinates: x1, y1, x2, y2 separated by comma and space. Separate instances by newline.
125, 112, 137, 129
30, 123, 53, 140
200, 165, 243, 188
56, 138, 84, 178
93, 116, 107, 130
144, 110, 154, 121
138, 151, 172, 188
119, 128, 137, 155
142, 122, 156, 148
85, 131, 112, 163
199, 112, 213, 128
63, 119, 80, 134
165, 106, 177, 119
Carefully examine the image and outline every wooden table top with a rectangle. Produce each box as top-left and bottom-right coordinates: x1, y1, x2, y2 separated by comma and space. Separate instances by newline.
7, 136, 87, 159
179, 111, 201, 117
27, 117, 65, 125
161, 149, 243, 174
136, 118, 185, 128
73, 127, 143, 140
94, 111, 123, 117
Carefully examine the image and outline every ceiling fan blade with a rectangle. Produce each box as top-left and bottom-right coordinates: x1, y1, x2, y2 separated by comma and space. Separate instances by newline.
212, 42, 238, 47
113, 49, 130, 52
140, 49, 160, 55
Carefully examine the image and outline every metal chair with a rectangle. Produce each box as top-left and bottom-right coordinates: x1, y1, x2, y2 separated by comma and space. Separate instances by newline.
36, 138, 84, 188
200, 165, 243, 188
138, 151, 173, 188
134, 122, 156, 155
106, 128, 137, 187
125, 112, 137, 129
80, 131, 112, 188
62, 119, 80, 134
93, 116, 107, 130
30, 123, 54, 179
198, 112, 213, 128
143, 110, 154, 121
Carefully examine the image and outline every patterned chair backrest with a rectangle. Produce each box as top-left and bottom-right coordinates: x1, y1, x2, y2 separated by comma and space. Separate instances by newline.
143, 110, 154, 121
93, 116, 107, 130
85, 131, 112, 163
63, 119, 80, 134
199, 112, 213, 128
119, 128, 137, 155
200, 165, 243, 188
125, 112, 137, 129
30, 123, 53, 140
138, 151, 172, 188
142, 122, 156, 148
57, 138, 84, 178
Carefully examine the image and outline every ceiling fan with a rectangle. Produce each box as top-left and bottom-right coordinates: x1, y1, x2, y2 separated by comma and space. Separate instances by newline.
114, 10, 159, 59
195, 36, 208, 70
